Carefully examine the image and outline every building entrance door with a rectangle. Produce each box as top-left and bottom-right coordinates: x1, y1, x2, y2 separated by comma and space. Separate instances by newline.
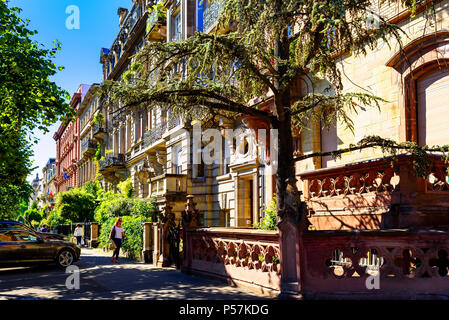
237, 176, 258, 227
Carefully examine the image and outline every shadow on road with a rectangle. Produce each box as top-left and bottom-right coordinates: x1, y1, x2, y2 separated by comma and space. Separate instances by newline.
0, 249, 269, 300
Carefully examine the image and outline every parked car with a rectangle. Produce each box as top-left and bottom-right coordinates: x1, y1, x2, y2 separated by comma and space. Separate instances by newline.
0, 220, 64, 240
0, 229, 81, 268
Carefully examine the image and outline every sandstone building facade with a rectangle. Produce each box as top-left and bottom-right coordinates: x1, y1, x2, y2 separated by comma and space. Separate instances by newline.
66, 0, 449, 233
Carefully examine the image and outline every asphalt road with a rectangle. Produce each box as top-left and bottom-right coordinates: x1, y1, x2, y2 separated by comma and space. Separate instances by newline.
0, 248, 269, 300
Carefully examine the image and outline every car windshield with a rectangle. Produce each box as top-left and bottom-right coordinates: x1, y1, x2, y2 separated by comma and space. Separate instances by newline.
0, 222, 30, 231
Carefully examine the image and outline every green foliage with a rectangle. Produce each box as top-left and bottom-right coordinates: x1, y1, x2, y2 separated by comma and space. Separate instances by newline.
31, 220, 40, 229
118, 177, 133, 198
46, 210, 64, 228
40, 204, 49, 216
84, 181, 99, 197
104, 0, 416, 127
93, 112, 104, 124
0, 1, 72, 218
122, 70, 134, 84
94, 195, 131, 225
31, 200, 38, 210
295, 135, 449, 178
254, 196, 277, 231
26, 207, 43, 222
55, 187, 97, 222
17, 200, 44, 225
0, 132, 34, 219
0, 2, 72, 134
120, 215, 150, 260
98, 217, 115, 250
94, 193, 158, 225
131, 196, 158, 220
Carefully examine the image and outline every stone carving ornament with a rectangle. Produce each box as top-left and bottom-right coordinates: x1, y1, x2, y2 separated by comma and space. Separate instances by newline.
182, 195, 200, 228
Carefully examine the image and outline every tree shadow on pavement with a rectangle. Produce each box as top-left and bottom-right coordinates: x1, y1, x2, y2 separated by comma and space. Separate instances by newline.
0, 250, 269, 300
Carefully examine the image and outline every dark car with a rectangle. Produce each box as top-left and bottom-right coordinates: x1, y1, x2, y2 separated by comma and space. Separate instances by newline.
0, 220, 64, 240
0, 229, 81, 268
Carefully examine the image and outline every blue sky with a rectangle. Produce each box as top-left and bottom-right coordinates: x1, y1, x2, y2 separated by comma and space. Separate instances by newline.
8, 0, 132, 183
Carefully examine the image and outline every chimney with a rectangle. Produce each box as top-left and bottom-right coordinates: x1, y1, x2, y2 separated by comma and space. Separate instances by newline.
117, 8, 129, 27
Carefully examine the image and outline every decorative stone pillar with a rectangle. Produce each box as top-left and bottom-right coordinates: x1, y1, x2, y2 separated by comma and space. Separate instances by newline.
158, 204, 177, 267
181, 195, 200, 274
182, 195, 200, 228
142, 221, 153, 263
152, 222, 161, 266
136, 163, 149, 198
277, 177, 311, 299
147, 152, 164, 176
89, 222, 99, 248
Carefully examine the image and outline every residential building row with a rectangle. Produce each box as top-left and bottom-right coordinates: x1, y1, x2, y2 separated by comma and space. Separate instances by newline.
29, 158, 57, 212
42, 0, 448, 231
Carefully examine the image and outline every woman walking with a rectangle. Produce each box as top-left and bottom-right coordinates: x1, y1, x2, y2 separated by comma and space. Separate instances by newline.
74, 224, 83, 247
109, 218, 127, 263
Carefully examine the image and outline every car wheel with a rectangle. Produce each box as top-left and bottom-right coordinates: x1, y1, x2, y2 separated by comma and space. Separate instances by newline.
56, 249, 74, 268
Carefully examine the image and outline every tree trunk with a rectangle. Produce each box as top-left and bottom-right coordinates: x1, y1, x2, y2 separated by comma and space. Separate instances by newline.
273, 106, 309, 225
275, 112, 294, 212
274, 106, 308, 296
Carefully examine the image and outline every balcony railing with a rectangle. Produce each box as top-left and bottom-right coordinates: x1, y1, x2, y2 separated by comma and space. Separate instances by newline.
143, 121, 167, 148
203, 1, 223, 32
300, 158, 401, 199
149, 173, 187, 196
168, 115, 181, 130
299, 154, 449, 200
112, 5, 140, 58
81, 139, 97, 156
92, 123, 107, 139
126, 4, 140, 33
298, 154, 449, 230
108, 4, 144, 76
99, 154, 125, 172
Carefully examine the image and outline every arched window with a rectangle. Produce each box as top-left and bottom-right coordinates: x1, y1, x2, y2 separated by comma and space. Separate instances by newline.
417, 68, 449, 147
386, 30, 449, 143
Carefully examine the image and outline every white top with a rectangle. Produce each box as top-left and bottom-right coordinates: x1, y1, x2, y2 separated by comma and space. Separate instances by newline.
74, 227, 83, 237
113, 226, 124, 239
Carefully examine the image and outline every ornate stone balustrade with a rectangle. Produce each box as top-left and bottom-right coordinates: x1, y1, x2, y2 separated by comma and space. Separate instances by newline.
298, 154, 449, 230
301, 154, 448, 198
300, 157, 401, 200
183, 227, 281, 295
301, 229, 449, 299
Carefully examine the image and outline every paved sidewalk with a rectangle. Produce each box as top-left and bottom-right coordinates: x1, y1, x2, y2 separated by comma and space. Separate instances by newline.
0, 248, 270, 300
